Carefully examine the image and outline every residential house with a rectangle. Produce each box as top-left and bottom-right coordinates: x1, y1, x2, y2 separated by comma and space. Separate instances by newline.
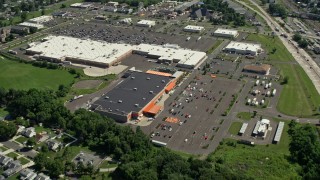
46, 139, 61, 152
190, 8, 212, 20
3, 161, 22, 178
0, 27, 11, 43
10, 26, 30, 35
0, 155, 13, 166
105, 6, 118, 12
20, 168, 37, 180
34, 173, 51, 180
22, 127, 36, 138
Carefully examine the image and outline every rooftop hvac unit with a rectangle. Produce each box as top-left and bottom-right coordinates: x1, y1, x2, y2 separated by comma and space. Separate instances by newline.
162, 80, 165, 83
149, 91, 153, 94
131, 77, 135, 79
135, 104, 139, 107
147, 77, 151, 80
133, 88, 137, 91
118, 100, 123, 103
156, 86, 159, 88
143, 97, 146, 100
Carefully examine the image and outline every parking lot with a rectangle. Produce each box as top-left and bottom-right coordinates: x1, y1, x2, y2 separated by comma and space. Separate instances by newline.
49, 21, 217, 52
144, 76, 243, 154
244, 78, 281, 109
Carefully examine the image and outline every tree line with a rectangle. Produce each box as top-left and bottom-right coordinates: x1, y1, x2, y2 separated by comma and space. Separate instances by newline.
203, 0, 246, 26
0, 88, 250, 179
288, 120, 320, 179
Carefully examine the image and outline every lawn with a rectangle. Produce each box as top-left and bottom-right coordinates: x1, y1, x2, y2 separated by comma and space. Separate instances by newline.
100, 161, 118, 169
206, 39, 223, 54
228, 122, 243, 135
246, 34, 294, 62
236, 112, 252, 120
34, 126, 54, 134
208, 120, 300, 179
0, 108, 8, 118
246, 34, 320, 117
7, 152, 19, 159
276, 64, 320, 117
171, 149, 198, 159
15, 136, 28, 144
18, 157, 30, 165
0, 146, 8, 152
0, 57, 75, 90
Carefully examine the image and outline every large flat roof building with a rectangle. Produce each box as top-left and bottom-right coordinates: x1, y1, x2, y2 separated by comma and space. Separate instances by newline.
133, 44, 206, 69
26, 36, 133, 67
243, 64, 271, 75
93, 71, 175, 122
213, 28, 239, 38
28, 15, 53, 24
183, 25, 204, 33
224, 41, 262, 56
137, 20, 156, 27
18, 22, 44, 30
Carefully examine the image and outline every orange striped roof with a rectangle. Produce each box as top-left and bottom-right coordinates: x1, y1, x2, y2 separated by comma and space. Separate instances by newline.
146, 70, 172, 77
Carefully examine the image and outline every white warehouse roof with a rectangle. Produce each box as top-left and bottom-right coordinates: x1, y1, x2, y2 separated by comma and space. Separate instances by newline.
27, 36, 133, 65
28, 15, 53, 24
224, 41, 262, 53
184, 25, 204, 31
18, 22, 44, 29
274, 122, 284, 142
137, 20, 156, 26
214, 28, 239, 37
134, 44, 206, 67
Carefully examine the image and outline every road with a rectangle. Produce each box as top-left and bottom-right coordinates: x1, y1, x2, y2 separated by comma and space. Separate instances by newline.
235, 0, 320, 95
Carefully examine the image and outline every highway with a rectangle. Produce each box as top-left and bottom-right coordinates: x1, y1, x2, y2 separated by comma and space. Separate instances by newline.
235, 0, 320, 95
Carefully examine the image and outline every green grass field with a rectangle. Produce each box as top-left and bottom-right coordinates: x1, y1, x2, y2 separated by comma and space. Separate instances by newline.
246, 34, 294, 62
7, 152, 19, 159
0, 108, 8, 117
277, 64, 320, 117
228, 122, 243, 135
236, 112, 252, 120
0, 57, 75, 90
208, 120, 301, 179
18, 157, 30, 165
15, 136, 28, 144
246, 34, 320, 117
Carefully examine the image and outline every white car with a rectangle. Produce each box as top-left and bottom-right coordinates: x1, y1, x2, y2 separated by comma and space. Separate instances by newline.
150, 133, 155, 138
179, 122, 183, 126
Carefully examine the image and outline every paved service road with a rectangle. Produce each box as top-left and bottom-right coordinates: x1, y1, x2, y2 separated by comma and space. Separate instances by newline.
236, 0, 320, 95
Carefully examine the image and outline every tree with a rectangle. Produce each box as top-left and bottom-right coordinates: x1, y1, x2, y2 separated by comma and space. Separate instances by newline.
281, 76, 289, 85
47, 159, 65, 177
41, 9, 46, 16
21, 12, 28, 22
61, 4, 66, 8
26, 138, 36, 147
293, 33, 302, 42
34, 152, 50, 170
288, 123, 320, 178
298, 39, 308, 48
0, 121, 17, 141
